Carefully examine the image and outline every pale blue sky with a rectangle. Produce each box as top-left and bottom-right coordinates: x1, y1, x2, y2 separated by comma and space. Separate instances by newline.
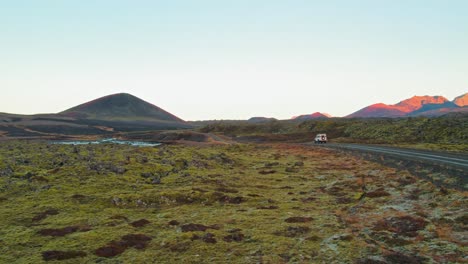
1, 0, 467, 120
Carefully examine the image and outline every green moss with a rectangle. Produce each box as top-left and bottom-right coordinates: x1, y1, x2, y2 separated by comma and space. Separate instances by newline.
0, 141, 465, 263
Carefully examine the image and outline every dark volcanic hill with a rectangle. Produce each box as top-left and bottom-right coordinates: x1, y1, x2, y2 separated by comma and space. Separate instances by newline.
0, 93, 190, 138
61, 93, 184, 122
293, 112, 331, 120
248, 117, 278, 123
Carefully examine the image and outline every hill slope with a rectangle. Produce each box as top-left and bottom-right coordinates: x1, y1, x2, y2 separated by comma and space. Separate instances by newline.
61, 93, 184, 122
0, 93, 190, 138
347, 95, 455, 118
293, 112, 331, 120
454, 93, 468, 107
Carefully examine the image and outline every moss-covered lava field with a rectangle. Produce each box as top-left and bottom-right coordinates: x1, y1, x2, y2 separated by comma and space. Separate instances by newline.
0, 141, 466, 263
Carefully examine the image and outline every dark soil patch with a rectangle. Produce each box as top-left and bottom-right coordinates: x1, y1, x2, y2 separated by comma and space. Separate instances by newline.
301, 196, 316, 203
42, 250, 86, 261
202, 233, 217, 243
32, 209, 59, 222
181, 223, 211, 232
370, 231, 412, 247
366, 188, 391, 198
384, 252, 427, 264
167, 241, 191, 252
336, 196, 353, 204
121, 234, 152, 249
247, 194, 262, 197
374, 216, 428, 237
95, 241, 127, 258
285, 217, 313, 223
294, 161, 304, 167
355, 258, 387, 264
223, 232, 245, 242
306, 235, 322, 241
95, 234, 152, 258
168, 220, 180, 226
130, 219, 150, 228
215, 187, 239, 193
396, 176, 417, 186
217, 195, 244, 204
276, 226, 311, 237
71, 194, 87, 199
258, 170, 276, 175
38, 225, 90, 237
285, 167, 299, 173
257, 205, 279, 210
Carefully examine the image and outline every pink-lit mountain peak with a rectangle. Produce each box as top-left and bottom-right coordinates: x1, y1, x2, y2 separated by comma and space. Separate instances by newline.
395, 95, 449, 112
453, 93, 468, 107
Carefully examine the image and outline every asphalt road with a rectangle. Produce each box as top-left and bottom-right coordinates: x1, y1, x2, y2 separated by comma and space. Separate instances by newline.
319, 143, 468, 171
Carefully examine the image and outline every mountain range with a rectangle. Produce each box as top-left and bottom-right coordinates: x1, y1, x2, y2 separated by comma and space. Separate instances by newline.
346, 94, 468, 118
1, 92, 467, 138
292, 93, 467, 119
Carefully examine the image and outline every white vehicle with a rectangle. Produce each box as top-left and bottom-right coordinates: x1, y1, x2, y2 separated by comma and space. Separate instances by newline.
314, 133, 327, 144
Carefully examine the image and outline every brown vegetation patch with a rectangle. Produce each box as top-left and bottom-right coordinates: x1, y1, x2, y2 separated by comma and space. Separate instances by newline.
168, 220, 180, 226
396, 176, 417, 186
121, 234, 152, 249
38, 225, 90, 237
202, 233, 217, 243
167, 241, 191, 252
258, 169, 276, 175
336, 196, 353, 204
355, 258, 386, 264
275, 226, 311, 237
215, 187, 239, 193
223, 232, 245, 242
95, 234, 152, 258
130, 219, 150, 228
384, 252, 427, 264
370, 231, 412, 247
285, 217, 313, 223
217, 195, 245, 204
71, 194, 87, 199
366, 188, 391, 198
257, 205, 279, 210
374, 216, 428, 237
32, 209, 59, 222
95, 241, 127, 257
285, 167, 299, 173
181, 223, 211, 232
42, 250, 86, 261
301, 196, 316, 203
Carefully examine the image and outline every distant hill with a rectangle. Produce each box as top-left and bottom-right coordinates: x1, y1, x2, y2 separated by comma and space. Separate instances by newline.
293, 112, 331, 120
0, 93, 190, 138
248, 117, 278, 123
347, 103, 407, 118
61, 93, 184, 122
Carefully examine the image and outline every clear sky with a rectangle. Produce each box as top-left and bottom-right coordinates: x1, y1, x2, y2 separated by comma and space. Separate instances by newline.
1, 0, 467, 120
